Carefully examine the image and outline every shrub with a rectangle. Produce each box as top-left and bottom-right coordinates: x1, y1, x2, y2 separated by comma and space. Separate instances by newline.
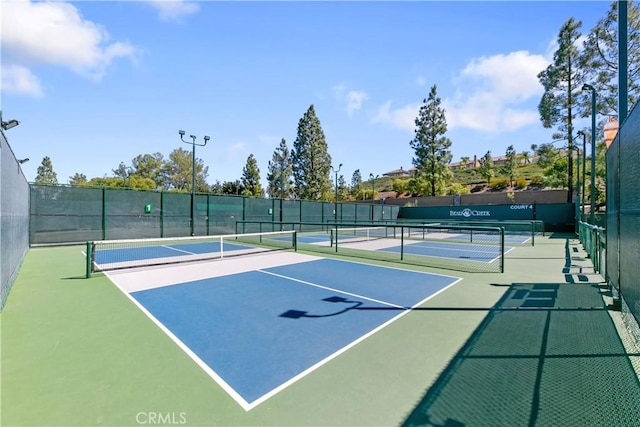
470, 184, 485, 193
446, 183, 470, 195
515, 177, 527, 190
489, 177, 509, 191
529, 175, 544, 186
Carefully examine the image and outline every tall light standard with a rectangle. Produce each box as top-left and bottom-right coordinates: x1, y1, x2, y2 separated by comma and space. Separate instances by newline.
567, 142, 580, 233
369, 173, 379, 221
179, 130, 210, 236
582, 84, 597, 223
279, 152, 287, 229
331, 163, 343, 222
576, 130, 587, 219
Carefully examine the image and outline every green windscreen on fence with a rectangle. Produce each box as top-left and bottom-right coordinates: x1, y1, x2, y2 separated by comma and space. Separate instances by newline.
606, 102, 640, 341
30, 185, 104, 243
1, 133, 30, 310
606, 136, 620, 298
29, 185, 392, 245
106, 189, 163, 240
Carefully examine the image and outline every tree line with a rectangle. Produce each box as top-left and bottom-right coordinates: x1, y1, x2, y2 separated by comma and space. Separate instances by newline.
33, 1, 636, 207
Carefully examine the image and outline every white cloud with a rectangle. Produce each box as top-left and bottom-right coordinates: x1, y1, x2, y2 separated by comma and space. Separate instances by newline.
145, 1, 200, 22
446, 50, 549, 132
416, 76, 426, 87
1, 64, 43, 97
374, 50, 550, 134
332, 84, 368, 116
1, 0, 138, 93
346, 90, 368, 116
372, 100, 419, 132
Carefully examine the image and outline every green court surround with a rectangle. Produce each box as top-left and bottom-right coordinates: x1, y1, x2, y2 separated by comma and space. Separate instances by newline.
2, 234, 639, 426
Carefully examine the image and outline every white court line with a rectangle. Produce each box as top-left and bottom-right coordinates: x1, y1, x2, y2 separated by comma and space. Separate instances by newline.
245, 274, 464, 410
256, 269, 405, 309
104, 253, 464, 411
161, 244, 197, 255
393, 244, 516, 265
105, 271, 254, 411
404, 241, 502, 254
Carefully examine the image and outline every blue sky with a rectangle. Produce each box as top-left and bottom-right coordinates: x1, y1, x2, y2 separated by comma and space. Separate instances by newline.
2, 1, 613, 188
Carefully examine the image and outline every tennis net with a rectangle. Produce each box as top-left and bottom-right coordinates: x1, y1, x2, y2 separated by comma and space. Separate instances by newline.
330, 226, 398, 245
86, 230, 296, 276
298, 223, 506, 273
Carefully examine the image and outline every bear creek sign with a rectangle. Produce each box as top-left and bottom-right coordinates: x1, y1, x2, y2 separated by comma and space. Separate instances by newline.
449, 208, 491, 218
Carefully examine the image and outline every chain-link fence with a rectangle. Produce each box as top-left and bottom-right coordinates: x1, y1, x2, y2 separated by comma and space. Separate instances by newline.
1, 132, 29, 310
29, 184, 399, 245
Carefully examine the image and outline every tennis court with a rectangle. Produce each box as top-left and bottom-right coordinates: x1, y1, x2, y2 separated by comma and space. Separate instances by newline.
291, 229, 514, 265
3, 232, 640, 426
107, 252, 460, 410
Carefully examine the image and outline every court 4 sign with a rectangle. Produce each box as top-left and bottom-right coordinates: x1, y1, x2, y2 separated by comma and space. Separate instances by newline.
449, 208, 491, 218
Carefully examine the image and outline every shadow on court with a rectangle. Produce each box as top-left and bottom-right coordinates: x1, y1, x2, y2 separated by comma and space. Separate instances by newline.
398, 282, 640, 427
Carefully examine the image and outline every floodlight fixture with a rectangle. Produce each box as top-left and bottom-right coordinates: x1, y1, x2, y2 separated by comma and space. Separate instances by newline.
18, 158, 29, 164
1, 119, 20, 130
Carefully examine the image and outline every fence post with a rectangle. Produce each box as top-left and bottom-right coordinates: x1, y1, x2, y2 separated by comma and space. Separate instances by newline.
85, 242, 93, 278
101, 188, 106, 240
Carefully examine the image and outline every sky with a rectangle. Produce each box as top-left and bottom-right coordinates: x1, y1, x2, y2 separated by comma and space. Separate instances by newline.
2, 0, 614, 189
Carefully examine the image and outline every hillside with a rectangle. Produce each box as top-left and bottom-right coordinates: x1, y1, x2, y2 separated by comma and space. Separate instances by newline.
371, 162, 545, 196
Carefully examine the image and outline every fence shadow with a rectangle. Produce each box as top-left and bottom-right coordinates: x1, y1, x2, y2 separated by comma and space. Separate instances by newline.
401, 283, 640, 427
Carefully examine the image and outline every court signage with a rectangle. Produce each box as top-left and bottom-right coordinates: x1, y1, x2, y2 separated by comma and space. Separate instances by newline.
510, 204, 533, 210
449, 208, 491, 218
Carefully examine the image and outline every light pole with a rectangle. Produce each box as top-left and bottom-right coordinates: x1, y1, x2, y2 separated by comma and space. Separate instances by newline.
179, 130, 210, 236
582, 84, 597, 224
369, 173, 379, 221
576, 130, 587, 219
331, 163, 343, 222
567, 142, 580, 233
280, 153, 287, 229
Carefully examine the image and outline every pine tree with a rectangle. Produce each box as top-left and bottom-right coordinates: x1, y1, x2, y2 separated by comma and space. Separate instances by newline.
580, 1, 640, 118
409, 85, 453, 197
337, 174, 349, 201
266, 138, 293, 199
501, 145, 518, 187
350, 169, 362, 198
68, 173, 87, 186
241, 154, 263, 197
479, 151, 494, 186
35, 156, 58, 184
291, 105, 332, 200
538, 17, 585, 202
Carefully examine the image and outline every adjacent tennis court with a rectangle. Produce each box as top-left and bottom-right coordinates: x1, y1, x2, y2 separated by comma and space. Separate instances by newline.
106, 252, 461, 410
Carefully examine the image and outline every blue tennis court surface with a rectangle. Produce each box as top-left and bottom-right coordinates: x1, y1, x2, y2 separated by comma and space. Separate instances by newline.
94, 241, 251, 264
127, 257, 460, 409
442, 232, 531, 245
381, 240, 511, 263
